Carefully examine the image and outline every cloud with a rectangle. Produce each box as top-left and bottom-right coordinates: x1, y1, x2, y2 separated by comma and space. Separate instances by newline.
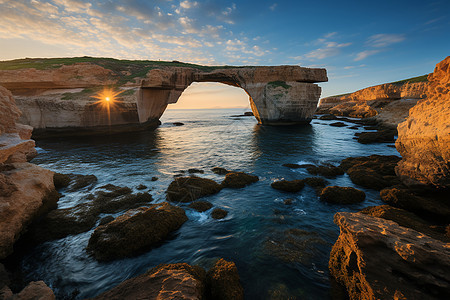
354, 50, 381, 61
295, 37, 352, 61
366, 34, 405, 47
269, 3, 277, 11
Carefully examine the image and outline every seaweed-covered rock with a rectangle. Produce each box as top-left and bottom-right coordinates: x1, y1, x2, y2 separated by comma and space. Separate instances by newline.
211, 208, 228, 220
320, 186, 365, 204
206, 258, 244, 300
93, 263, 206, 300
87, 202, 187, 261
271, 179, 305, 193
221, 172, 259, 188
189, 201, 213, 212
306, 165, 344, 178
166, 176, 222, 203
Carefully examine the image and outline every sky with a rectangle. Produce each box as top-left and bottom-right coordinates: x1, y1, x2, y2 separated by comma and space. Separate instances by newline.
0, 0, 449, 109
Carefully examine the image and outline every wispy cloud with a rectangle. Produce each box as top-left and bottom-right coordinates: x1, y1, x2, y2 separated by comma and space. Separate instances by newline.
269, 3, 277, 11
366, 34, 405, 47
354, 50, 381, 61
293, 33, 351, 61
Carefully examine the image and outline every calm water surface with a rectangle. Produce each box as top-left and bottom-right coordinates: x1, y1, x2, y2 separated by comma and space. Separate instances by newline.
23, 108, 398, 299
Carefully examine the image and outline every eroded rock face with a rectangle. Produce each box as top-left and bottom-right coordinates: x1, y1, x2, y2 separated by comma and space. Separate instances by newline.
93, 263, 206, 300
87, 202, 187, 261
396, 56, 450, 188
329, 212, 450, 300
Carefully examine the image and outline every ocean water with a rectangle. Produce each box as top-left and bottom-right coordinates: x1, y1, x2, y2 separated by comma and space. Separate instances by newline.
21, 108, 398, 299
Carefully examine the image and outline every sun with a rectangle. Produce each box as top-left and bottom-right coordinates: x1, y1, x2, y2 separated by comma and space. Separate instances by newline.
91, 87, 123, 108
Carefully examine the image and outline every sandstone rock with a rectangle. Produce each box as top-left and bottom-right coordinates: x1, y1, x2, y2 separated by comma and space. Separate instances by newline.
396, 56, 450, 188
13, 281, 55, 300
372, 98, 419, 128
188, 201, 213, 212
221, 172, 259, 188
339, 155, 401, 190
320, 186, 365, 204
93, 263, 206, 300
166, 176, 222, 203
360, 205, 449, 242
306, 164, 344, 178
271, 179, 305, 193
0, 163, 57, 259
356, 129, 395, 144
329, 212, 450, 300
329, 102, 378, 118
400, 82, 428, 99
211, 208, 228, 220
52, 172, 72, 189
206, 258, 244, 300
87, 202, 187, 261
0, 86, 21, 135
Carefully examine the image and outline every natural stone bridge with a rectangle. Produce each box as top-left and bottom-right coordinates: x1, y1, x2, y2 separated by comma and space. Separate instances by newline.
138, 66, 327, 125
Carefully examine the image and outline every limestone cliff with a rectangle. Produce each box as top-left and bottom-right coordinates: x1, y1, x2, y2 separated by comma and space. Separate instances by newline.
330, 212, 450, 300
396, 56, 450, 188
0, 86, 58, 259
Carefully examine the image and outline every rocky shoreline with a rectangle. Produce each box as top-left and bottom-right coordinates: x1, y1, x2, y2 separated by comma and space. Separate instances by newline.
0, 57, 449, 299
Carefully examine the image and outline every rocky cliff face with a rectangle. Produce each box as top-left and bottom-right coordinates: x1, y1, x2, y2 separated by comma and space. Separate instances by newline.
139, 66, 327, 125
330, 212, 450, 300
0, 86, 57, 259
396, 56, 450, 188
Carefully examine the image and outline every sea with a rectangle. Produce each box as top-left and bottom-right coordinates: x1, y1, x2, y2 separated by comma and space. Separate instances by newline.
19, 108, 399, 299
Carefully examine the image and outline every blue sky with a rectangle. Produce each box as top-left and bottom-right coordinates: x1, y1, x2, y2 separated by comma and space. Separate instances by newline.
0, 0, 449, 105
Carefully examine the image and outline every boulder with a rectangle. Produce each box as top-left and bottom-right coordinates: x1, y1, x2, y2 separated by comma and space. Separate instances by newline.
87, 202, 187, 261
189, 201, 213, 212
329, 212, 450, 300
271, 179, 305, 193
206, 259, 244, 300
166, 176, 222, 203
320, 186, 365, 204
211, 208, 228, 220
221, 172, 259, 188
306, 164, 344, 178
396, 56, 450, 188
93, 263, 206, 300
339, 155, 401, 190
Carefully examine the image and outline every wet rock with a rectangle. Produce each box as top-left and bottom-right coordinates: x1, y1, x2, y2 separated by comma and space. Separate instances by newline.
283, 163, 315, 169
302, 177, 328, 193
53, 172, 71, 189
329, 122, 347, 127
380, 186, 450, 223
7, 281, 55, 300
188, 168, 204, 174
360, 205, 449, 243
283, 198, 293, 205
151, 176, 158, 181
67, 174, 97, 191
173, 122, 184, 126
211, 208, 228, 220
93, 263, 205, 300
87, 202, 187, 261
357, 130, 395, 144
98, 216, 114, 226
271, 180, 304, 193
211, 167, 229, 175
189, 201, 213, 212
206, 258, 244, 300
264, 229, 327, 264
306, 164, 344, 178
329, 212, 450, 300
348, 125, 359, 130
136, 184, 147, 190
319, 114, 337, 120
320, 186, 365, 204
221, 172, 259, 188
166, 176, 222, 203
339, 155, 401, 190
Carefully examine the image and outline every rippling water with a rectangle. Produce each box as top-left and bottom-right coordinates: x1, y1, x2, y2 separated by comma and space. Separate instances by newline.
22, 108, 398, 299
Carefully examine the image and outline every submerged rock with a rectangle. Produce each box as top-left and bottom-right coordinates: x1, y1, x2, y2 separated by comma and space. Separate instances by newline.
329, 212, 450, 300
87, 202, 187, 261
188, 168, 204, 174
93, 263, 206, 300
211, 208, 228, 220
136, 184, 147, 190
271, 179, 305, 193
339, 155, 401, 190
206, 258, 244, 300
329, 122, 347, 127
189, 200, 213, 212
221, 172, 259, 188
211, 167, 229, 175
166, 176, 222, 203
320, 186, 365, 204
302, 177, 328, 193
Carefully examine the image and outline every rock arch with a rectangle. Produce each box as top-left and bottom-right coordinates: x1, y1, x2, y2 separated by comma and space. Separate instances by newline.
138, 66, 327, 125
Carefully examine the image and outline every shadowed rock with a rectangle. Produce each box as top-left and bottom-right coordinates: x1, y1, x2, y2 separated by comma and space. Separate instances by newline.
320, 186, 365, 204
271, 179, 305, 193
329, 122, 347, 127
87, 202, 187, 261
166, 176, 222, 203
357, 130, 395, 144
306, 164, 344, 178
206, 258, 244, 300
211, 167, 229, 175
221, 172, 259, 188
211, 208, 228, 220
189, 201, 213, 212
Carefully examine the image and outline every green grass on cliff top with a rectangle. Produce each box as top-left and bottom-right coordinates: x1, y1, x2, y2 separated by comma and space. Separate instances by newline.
0, 57, 252, 85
